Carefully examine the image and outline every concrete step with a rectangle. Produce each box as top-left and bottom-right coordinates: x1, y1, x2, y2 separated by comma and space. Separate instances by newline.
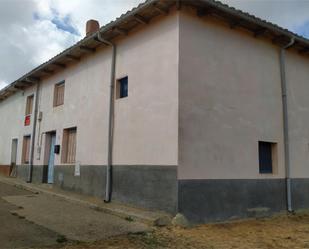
0, 175, 172, 226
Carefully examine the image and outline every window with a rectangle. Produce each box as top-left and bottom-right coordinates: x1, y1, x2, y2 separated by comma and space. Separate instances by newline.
116, 76, 128, 99
25, 95, 34, 116
53, 81, 65, 107
22, 136, 31, 164
61, 127, 77, 164
259, 141, 277, 174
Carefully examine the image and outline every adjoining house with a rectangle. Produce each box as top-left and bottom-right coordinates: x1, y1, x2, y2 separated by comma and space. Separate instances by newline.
1, 0, 309, 223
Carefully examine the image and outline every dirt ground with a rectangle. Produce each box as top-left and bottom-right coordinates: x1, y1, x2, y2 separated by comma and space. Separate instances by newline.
49, 211, 309, 249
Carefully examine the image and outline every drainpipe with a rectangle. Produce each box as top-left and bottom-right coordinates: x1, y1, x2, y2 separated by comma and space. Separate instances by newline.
97, 32, 116, 202
27, 82, 40, 183
279, 37, 295, 212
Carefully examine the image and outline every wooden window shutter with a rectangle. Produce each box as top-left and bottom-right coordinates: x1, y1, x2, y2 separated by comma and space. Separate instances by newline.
62, 127, 76, 164
25, 95, 34, 116
22, 136, 31, 164
54, 82, 65, 107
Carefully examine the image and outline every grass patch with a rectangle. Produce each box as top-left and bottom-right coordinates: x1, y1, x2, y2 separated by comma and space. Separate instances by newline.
56, 235, 68, 243
125, 216, 134, 222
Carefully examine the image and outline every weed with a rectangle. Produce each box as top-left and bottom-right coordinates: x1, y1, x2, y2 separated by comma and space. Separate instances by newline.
125, 216, 134, 222
56, 235, 68, 243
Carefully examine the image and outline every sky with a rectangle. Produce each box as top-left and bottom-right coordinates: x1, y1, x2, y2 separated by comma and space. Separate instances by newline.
0, 0, 309, 90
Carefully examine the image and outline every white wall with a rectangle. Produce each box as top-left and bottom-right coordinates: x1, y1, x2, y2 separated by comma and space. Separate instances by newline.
286, 52, 309, 178
30, 11, 179, 167
113, 12, 179, 165
178, 9, 285, 180
0, 86, 36, 165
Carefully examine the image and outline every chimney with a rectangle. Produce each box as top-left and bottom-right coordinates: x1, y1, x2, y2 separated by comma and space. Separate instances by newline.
86, 19, 100, 36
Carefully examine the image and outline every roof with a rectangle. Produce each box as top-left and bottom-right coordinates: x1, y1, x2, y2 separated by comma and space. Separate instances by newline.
1, 0, 309, 101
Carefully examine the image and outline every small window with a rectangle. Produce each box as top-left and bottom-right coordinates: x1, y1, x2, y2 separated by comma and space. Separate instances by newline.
22, 136, 31, 164
116, 76, 128, 99
53, 81, 65, 107
259, 141, 276, 174
25, 95, 34, 116
61, 127, 77, 164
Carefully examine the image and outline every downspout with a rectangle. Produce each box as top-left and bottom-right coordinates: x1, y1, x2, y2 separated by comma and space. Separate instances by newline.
97, 32, 116, 202
27, 82, 40, 183
279, 37, 295, 212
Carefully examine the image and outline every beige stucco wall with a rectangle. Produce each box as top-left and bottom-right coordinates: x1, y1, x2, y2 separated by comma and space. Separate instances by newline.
0, 86, 36, 165
3, 7, 309, 180
285, 51, 309, 178
178, 9, 285, 180
30, 11, 179, 167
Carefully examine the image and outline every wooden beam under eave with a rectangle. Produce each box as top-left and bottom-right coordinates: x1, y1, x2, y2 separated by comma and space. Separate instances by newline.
25, 76, 40, 83
15, 81, 30, 87
7, 87, 19, 93
42, 69, 54, 75
196, 8, 212, 17
14, 84, 26, 90
113, 27, 128, 36
21, 80, 34, 85
253, 28, 267, 38
298, 47, 309, 54
80, 46, 96, 53
66, 54, 80, 61
176, 0, 181, 10
272, 35, 286, 44
153, 4, 169, 15
229, 20, 240, 29
52, 62, 66, 68
134, 14, 149, 25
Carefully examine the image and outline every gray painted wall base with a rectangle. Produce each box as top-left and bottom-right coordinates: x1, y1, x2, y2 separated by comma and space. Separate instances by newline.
16, 165, 29, 182
291, 178, 309, 210
54, 165, 106, 198
112, 165, 177, 214
178, 179, 287, 223
16, 165, 47, 183
16, 164, 309, 222
53, 165, 177, 213
33, 165, 48, 183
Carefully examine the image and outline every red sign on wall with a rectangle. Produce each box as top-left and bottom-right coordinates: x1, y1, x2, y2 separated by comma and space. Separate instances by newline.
24, 115, 31, 126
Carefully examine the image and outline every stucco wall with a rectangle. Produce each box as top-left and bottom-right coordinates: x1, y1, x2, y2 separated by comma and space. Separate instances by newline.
31, 12, 179, 167
178, 9, 285, 180
285, 52, 309, 178
0, 87, 35, 165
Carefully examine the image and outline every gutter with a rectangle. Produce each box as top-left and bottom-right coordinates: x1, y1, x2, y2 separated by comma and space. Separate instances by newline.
279, 37, 295, 212
0, 0, 158, 102
27, 82, 40, 183
97, 32, 117, 202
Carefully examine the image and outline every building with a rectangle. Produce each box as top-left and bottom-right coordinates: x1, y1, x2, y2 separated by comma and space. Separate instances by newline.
0, 0, 309, 223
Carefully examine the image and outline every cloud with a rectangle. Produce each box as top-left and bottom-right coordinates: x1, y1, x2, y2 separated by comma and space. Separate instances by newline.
0, 81, 7, 90
0, 0, 144, 89
33, 7, 80, 36
294, 20, 309, 38
221, 0, 309, 35
0, 0, 309, 91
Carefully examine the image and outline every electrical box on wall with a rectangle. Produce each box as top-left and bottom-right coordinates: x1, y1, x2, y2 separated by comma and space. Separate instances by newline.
36, 146, 41, 160
54, 145, 60, 154
38, 111, 43, 121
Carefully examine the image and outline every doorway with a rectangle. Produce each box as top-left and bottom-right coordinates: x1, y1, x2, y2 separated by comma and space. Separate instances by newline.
10, 139, 18, 177
45, 132, 56, 184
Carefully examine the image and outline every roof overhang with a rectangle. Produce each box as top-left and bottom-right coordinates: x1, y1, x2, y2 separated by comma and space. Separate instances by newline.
1, 0, 309, 102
